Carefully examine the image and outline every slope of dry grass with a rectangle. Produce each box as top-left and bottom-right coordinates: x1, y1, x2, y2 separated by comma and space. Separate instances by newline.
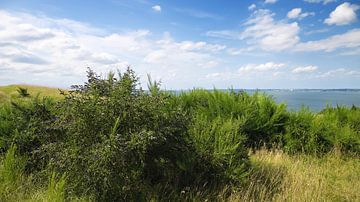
0, 84, 65, 102
231, 149, 360, 201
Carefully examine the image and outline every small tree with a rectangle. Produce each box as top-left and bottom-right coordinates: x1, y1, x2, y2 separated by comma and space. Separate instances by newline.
17, 87, 30, 97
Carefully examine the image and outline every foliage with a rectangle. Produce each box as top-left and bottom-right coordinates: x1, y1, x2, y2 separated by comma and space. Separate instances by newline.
0, 67, 359, 201
284, 106, 360, 154
17, 87, 30, 97
177, 89, 289, 148
0, 84, 65, 103
231, 149, 360, 201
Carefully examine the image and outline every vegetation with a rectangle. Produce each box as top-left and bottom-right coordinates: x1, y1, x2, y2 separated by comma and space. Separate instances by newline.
0, 84, 65, 102
232, 149, 360, 201
0, 67, 359, 201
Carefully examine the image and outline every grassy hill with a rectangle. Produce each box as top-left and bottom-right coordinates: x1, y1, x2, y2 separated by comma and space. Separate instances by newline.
0, 84, 65, 102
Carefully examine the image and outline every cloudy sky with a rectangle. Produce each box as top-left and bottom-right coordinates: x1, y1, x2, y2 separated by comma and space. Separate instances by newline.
0, 0, 359, 89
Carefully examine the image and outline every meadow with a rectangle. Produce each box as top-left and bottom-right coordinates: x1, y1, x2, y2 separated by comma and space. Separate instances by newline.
0, 68, 359, 201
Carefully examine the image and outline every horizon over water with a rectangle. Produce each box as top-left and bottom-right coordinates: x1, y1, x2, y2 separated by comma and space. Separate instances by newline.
248, 89, 360, 111
171, 89, 360, 112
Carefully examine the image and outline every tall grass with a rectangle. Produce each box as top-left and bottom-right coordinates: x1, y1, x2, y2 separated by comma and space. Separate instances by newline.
0, 144, 26, 201
0, 145, 89, 201
232, 149, 360, 201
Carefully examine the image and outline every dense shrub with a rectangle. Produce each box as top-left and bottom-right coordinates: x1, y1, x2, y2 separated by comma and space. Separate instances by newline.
284, 107, 360, 154
189, 114, 249, 182
177, 89, 289, 148
0, 95, 60, 174
1, 67, 359, 201
0, 68, 247, 200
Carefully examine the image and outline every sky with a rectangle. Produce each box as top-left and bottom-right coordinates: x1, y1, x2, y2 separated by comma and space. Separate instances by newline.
0, 0, 359, 89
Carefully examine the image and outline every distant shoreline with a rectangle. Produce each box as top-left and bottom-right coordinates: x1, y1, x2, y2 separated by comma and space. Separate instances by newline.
168, 89, 360, 92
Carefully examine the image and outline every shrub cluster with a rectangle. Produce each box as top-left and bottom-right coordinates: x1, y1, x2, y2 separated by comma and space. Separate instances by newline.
0, 67, 359, 200
284, 107, 360, 154
0, 68, 249, 200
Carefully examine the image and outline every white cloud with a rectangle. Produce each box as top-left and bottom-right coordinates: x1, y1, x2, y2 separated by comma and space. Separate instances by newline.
207, 10, 359, 54
304, 0, 336, 5
0, 10, 226, 88
295, 29, 360, 52
304, 28, 329, 35
152, 5, 161, 12
205, 30, 240, 40
178, 41, 226, 52
204, 62, 286, 82
238, 62, 285, 73
272, 71, 283, 77
204, 62, 285, 80
324, 2, 359, 25
287, 8, 314, 20
205, 72, 222, 78
227, 47, 256, 55
292, 65, 318, 73
264, 0, 278, 4
318, 68, 360, 78
208, 8, 358, 54
248, 4, 256, 11
198, 60, 219, 69
240, 9, 300, 51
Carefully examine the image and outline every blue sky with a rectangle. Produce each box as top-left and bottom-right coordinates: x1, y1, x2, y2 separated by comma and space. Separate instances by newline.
0, 0, 359, 89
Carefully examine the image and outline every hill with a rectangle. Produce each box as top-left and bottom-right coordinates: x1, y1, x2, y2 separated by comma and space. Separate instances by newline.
0, 84, 65, 102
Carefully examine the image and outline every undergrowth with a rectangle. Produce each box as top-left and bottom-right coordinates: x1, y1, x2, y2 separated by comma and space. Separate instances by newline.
0, 67, 359, 201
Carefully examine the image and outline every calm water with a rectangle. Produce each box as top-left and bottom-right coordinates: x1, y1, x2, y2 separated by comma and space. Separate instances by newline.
172, 89, 360, 111
245, 90, 360, 111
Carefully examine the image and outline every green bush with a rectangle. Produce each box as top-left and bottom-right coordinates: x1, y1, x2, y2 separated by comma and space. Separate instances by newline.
1, 67, 359, 201
31, 68, 248, 200
189, 114, 249, 182
177, 89, 288, 148
284, 107, 360, 154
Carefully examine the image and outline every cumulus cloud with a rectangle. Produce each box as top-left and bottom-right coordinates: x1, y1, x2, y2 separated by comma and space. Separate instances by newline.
227, 47, 256, 55
205, 62, 285, 80
264, 0, 277, 4
304, 0, 336, 5
324, 2, 359, 25
208, 9, 359, 54
287, 8, 314, 20
205, 30, 240, 40
292, 65, 318, 73
152, 5, 161, 12
0, 10, 226, 88
240, 9, 300, 51
295, 29, 360, 52
248, 4, 256, 11
238, 62, 285, 73
198, 60, 219, 69
178, 41, 226, 52
318, 68, 360, 78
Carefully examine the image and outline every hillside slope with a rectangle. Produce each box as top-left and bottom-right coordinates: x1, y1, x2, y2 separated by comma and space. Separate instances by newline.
0, 84, 65, 102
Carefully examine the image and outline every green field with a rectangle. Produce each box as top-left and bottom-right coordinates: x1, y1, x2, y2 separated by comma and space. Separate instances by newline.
0, 69, 359, 201
0, 84, 66, 103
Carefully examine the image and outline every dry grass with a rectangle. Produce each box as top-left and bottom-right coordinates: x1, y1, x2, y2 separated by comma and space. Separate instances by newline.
0, 84, 66, 102
1, 148, 359, 201
231, 149, 360, 202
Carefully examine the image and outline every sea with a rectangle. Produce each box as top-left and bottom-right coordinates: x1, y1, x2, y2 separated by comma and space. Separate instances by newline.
243, 89, 360, 111
172, 89, 360, 112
